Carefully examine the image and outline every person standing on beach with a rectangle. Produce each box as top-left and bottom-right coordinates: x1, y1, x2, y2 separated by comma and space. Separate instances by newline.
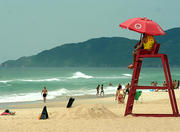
96, 84, 100, 96
174, 80, 178, 89
125, 83, 130, 95
115, 84, 124, 104
163, 81, 167, 87
163, 81, 168, 92
151, 81, 155, 86
154, 82, 158, 92
41, 86, 48, 103
124, 83, 130, 99
100, 84, 104, 96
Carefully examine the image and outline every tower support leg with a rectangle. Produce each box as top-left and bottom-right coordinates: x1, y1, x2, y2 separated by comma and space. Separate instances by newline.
124, 54, 180, 117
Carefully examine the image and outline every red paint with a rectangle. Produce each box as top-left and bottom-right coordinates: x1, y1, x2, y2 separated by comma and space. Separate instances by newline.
124, 43, 180, 117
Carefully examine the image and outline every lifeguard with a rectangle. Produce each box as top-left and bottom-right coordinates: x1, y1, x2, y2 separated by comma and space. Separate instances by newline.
128, 33, 155, 69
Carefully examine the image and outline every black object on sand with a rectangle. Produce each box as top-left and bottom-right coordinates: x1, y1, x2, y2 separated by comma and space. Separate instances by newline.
40, 106, 49, 120
5, 109, 10, 113
66, 97, 75, 108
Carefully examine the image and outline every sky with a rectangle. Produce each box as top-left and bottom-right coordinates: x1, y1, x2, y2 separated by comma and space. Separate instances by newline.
0, 0, 180, 63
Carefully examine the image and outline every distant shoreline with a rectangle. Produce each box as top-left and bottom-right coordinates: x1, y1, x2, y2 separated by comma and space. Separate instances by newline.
0, 94, 115, 110
3, 89, 180, 110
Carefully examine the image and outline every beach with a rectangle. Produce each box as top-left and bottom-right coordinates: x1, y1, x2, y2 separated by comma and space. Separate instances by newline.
1, 0, 180, 131
1, 90, 180, 132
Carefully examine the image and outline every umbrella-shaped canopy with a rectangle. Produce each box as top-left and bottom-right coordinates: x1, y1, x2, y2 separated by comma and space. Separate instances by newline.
120, 17, 165, 36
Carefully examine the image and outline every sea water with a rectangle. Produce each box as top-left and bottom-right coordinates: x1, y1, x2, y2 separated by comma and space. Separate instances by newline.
0, 67, 179, 104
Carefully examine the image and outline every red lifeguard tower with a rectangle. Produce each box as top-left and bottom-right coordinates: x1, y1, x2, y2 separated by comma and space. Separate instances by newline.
124, 43, 180, 117
120, 17, 180, 117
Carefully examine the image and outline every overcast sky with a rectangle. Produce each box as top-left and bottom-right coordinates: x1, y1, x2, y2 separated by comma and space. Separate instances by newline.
0, 0, 180, 63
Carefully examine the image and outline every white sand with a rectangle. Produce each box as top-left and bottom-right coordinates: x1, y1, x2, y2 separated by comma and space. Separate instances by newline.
1, 90, 180, 132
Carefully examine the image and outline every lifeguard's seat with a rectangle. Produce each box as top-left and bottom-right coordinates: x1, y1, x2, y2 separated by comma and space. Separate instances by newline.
125, 42, 180, 117
138, 42, 160, 55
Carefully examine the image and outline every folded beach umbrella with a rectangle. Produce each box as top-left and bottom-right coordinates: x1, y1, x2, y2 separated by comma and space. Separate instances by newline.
67, 97, 75, 108
120, 17, 165, 36
40, 106, 49, 120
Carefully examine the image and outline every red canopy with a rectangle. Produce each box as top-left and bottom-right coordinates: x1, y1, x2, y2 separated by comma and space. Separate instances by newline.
120, 17, 165, 36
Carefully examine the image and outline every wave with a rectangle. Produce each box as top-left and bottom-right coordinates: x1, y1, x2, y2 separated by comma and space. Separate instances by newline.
0, 93, 42, 103
0, 73, 131, 83
94, 73, 132, 79
0, 85, 123, 103
0, 78, 61, 83
122, 74, 132, 77
0, 84, 154, 103
70, 72, 93, 79
0, 88, 68, 103
0, 80, 12, 83
95, 76, 128, 79
19, 78, 61, 82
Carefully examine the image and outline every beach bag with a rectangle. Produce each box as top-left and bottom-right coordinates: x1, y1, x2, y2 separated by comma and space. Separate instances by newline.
135, 91, 142, 101
66, 97, 75, 108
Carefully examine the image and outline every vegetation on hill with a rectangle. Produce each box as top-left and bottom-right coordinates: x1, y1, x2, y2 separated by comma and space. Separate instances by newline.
1, 28, 180, 67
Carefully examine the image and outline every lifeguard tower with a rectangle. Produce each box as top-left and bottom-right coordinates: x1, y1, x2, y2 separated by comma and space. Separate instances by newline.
120, 17, 180, 117
124, 42, 180, 117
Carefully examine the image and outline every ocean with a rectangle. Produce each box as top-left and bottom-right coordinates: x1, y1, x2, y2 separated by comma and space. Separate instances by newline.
0, 67, 179, 104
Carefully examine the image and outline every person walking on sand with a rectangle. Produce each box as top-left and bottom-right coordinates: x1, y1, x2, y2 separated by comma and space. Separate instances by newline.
96, 84, 100, 96
41, 86, 48, 103
100, 84, 104, 96
115, 84, 125, 104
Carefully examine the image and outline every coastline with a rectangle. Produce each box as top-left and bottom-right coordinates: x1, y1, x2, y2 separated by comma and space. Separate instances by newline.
1, 90, 180, 132
2, 89, 180, 109
0, 94, 115, 109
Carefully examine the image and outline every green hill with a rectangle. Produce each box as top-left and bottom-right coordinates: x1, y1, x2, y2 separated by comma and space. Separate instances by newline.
1, 27, 180, 67
156, 27, 180, 66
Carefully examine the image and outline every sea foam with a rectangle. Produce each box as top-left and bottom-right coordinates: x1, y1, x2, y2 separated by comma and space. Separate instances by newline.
70, 71, 93, 79
122, 74, 132, 77
0, 80, 12, 83
19, 78, 61, 82
0, 85, 125, 103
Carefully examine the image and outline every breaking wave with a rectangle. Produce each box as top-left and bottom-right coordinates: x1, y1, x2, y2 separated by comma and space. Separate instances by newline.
19, 78, 61, 82
0, 86, 122, 103
0, 80, 12, 83
70, 72, 93, 79
122, 74, 132, 77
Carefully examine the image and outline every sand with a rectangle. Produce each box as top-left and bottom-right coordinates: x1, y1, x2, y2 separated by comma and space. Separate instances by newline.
1, 90, 180, 132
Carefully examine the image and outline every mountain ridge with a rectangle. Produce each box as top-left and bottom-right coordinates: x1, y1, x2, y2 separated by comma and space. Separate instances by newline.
1, 28, 180, 67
